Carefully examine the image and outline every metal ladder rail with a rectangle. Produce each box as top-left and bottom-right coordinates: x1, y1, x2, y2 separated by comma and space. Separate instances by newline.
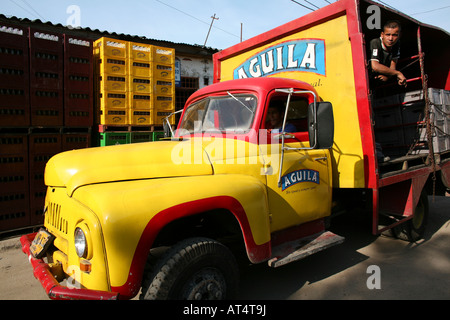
417, 26, 437, 196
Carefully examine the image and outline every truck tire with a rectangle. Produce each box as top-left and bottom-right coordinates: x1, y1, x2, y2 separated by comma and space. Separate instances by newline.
140, 237, 239, 300
394, 191, 429, 242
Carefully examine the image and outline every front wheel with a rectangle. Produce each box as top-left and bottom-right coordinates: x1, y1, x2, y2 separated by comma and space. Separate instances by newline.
140, 237, 239, 300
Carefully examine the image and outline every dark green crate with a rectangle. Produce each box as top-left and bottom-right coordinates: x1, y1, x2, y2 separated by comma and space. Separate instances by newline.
152, 131, 165, 141
130, 132, 152, 144
98, 132, 130, 146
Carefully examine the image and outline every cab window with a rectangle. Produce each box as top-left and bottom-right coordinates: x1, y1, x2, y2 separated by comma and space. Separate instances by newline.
263, 94, 309, 141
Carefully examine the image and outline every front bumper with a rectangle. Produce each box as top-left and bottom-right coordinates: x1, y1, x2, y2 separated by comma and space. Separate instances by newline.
20, 233, 119, 300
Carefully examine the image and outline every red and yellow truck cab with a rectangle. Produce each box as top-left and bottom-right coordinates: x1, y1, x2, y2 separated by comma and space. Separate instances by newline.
21, 0, 449, 300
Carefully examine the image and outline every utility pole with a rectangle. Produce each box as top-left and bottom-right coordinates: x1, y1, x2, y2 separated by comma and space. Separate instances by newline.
204, 13, 219, 47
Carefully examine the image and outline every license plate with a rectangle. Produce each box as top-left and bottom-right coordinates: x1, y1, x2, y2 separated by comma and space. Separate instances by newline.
30, 229, 54, 259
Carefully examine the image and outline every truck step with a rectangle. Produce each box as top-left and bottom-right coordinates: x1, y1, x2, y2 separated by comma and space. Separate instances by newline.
268, 231, 345, 268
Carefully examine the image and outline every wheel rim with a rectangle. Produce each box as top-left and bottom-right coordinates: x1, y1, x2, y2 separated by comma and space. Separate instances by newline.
182, 268, 227, 300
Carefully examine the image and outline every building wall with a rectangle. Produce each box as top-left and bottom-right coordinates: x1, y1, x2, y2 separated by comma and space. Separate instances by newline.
177, 55, 213, 89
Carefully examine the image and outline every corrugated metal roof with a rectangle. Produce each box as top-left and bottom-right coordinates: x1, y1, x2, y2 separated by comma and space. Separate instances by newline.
0, 14, 219, 56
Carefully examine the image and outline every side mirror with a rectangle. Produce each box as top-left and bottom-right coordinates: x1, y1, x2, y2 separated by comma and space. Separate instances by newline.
308, 101, 334, 149
163, 120, 172, 138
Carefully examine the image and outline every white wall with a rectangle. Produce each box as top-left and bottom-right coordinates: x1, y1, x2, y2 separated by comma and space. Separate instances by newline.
176, 55, 214, 88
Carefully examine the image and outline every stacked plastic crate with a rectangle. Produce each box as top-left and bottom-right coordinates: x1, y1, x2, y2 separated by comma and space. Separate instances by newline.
128, 42, 153, 127
152, 46, 176, 127
27, 29, 62, 227
94, 37, 129, 126
29, 28, 64, 126
94, 37, 175, 146
0, 24, 93, 232
62, 35, 93, 153
0, 134, 30, 232
374, 88, 450, 157
0, 23, 30, 127
63, 35, 94, 128
0, 24, 30, 231
94, 37, 129, 145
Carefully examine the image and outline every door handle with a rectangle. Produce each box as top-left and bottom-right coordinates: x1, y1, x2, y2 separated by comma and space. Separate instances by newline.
313, 157, 327, 162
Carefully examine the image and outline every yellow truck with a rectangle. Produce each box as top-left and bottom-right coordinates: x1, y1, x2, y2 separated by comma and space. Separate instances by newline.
21, 0, 449, 300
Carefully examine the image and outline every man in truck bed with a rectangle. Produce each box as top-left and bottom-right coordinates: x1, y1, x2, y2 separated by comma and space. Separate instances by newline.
369, 20, 407, 87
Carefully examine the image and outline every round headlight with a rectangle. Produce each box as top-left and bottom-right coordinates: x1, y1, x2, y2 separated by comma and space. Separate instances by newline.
74, 227, 87, 258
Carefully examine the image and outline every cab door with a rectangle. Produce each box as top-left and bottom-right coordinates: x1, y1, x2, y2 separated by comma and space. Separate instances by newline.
260, 90, 332, 232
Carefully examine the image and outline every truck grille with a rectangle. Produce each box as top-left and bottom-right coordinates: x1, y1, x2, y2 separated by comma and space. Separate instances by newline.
46, 202, 68, 234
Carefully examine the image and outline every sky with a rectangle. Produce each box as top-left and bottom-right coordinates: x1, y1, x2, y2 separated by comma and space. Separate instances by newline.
1, 0, 449, 50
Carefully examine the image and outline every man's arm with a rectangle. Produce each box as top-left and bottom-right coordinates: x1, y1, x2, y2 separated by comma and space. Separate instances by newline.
371, 59, 407, 86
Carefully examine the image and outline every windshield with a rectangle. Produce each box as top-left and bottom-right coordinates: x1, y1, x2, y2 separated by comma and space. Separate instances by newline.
178, 94, 257, 134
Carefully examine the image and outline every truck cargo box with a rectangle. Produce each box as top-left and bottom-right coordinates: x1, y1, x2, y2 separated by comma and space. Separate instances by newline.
214, 0, 450, 190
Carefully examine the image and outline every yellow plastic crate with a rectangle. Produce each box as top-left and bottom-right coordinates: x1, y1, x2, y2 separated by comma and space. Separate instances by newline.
154, 109, 175, 126
153, 46, 175, 64
153, 64, 174, 80
129, 94, 152, 109
129, 77, 152, 94
99, 91, 128, 109
130, 109, 152, 125
154, 96, 174, 110
94, 37, 128, 59
129, 61, 152, 78
154, 80, 174, 96
128, 42, 153, 62
100, 107, 129, 125
99, 75, 129, 92
97, 57, 128, 76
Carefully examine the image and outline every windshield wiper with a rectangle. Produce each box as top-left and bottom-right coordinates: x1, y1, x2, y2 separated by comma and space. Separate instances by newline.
227, 91, 254, 114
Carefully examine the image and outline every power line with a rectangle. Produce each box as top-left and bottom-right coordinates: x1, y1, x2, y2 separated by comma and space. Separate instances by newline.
304, 0, 321, 10
376, 0, 400, 12
155, 0, 208, 27
411, 5, 450, 16
8, 0, 42, 20
291, 0, 315, 12
19, 0, 46, 21
155, 0, 240, 39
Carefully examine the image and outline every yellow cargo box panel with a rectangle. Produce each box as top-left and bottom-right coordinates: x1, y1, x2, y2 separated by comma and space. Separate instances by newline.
215, 13, 363, 188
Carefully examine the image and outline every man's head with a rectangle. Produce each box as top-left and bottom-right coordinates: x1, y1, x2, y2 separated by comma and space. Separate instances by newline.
267, 100, 284, 128
381, 20, 401, 50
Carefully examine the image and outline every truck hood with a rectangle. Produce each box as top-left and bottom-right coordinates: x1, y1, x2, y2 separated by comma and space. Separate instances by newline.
45, 140, 213, 196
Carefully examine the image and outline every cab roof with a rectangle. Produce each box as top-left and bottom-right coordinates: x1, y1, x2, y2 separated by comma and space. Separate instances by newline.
186, 77, 317, 105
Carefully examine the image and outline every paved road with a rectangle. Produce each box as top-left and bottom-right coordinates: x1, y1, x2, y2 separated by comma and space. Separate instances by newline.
1, 196, 449, 300
238, 195, 450, 300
